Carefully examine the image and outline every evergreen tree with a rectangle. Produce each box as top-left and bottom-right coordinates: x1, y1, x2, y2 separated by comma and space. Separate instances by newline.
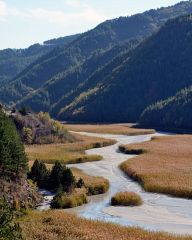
49, 161, 66, 190
62, 168, 76, 193
28, 160, 49, 188
0, 110, 28, 179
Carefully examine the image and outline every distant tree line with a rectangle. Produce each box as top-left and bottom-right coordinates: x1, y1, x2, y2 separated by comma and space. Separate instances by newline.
140, 86, 192, 130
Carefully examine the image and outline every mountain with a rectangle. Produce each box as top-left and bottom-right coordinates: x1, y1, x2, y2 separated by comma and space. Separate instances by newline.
0, 34, 79, 85
140, 86, 192, 130
56, 14, 192, 122
1, 0, 192, 110
16, 40, 139, 113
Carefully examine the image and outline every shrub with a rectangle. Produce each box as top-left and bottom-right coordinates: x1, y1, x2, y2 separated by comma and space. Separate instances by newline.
76, 178, 85, 188
119, 145, 145, 155
111, 192, 143, 206
87, 181, 109, 195
51, 190, 88, 209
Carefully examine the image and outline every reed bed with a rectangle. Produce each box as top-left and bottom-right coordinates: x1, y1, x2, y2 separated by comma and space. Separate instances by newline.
120, 135, 192, 199
51, 189, 88, 209
72, 168, 109, 195
65, 123, 155, 135
20, 211, 192, 240
111, 192, 143, 206
26, 133, 115, 165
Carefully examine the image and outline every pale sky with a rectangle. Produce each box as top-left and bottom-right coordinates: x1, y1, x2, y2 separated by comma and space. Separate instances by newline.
0, 0, 187, 49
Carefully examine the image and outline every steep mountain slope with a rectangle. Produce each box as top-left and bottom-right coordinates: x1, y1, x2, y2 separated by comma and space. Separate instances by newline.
140, 87, 192, 130
1, 0, 192, 107
0, 34, 79, 85
16, 41, 138, 113
57, 15, 192, 122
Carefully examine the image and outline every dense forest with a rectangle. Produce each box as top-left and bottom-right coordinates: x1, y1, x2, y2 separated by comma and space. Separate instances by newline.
16, 40, 139, 114
56, 15, 192, 123
140, 87, 192, 130
0, 34, 79, 85
1, 0, 192, 110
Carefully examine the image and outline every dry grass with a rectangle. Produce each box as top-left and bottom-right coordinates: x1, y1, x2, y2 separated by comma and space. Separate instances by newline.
120, 135, 192, 199
65, 123, 155, 135
72, 168, 109, 195
51, 189, 88, 209
111, 192, 143, 206
26, 133, 115, 165
20, 210, 192, 240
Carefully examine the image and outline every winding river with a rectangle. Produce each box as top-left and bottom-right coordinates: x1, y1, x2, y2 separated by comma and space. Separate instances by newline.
38, 132, 192, 235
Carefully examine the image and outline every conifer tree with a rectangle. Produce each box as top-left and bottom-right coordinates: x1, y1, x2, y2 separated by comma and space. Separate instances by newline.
49, 161, 66, 190
62, 168, 76, 193
0, 110, 28, 179
28, 160, 49, 188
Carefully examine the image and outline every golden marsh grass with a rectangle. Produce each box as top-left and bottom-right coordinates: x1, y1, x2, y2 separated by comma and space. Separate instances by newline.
65, 123, 155, 135
20, 211, 192, 240
111, 192, 143, 206
72, 168, 109, 195
26, 133, 115, 165
120, 135, 192, 198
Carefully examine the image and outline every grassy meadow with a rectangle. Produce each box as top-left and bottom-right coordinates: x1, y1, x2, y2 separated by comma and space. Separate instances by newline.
120, 135, 192, 198
111, 192, 143, 206
20, 210, 192, 240
65, 123, 155, 135
26, 133, 115, 165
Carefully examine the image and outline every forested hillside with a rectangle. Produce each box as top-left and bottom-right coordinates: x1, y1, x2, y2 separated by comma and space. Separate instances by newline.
0, 34, 79, 85
140, 87, 192, 130
55, 15, 192, 122
1, 0, 192, 109
16, 40, 138, 113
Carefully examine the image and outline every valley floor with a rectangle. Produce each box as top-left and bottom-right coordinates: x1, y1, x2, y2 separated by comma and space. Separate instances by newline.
22, 126, 192, 237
